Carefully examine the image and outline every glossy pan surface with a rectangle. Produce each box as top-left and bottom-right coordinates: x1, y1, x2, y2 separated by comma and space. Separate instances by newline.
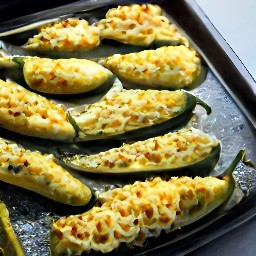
0, 0, 255, 255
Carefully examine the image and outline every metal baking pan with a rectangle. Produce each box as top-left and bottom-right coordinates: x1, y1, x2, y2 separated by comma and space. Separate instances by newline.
0, 0, 256, 255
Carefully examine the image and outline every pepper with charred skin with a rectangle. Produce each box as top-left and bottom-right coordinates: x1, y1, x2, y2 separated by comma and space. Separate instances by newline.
67, 89, 211, 142
50, 151, 243, 255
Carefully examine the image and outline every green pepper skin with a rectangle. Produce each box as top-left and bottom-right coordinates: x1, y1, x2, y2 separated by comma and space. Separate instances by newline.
52, 150, 245, 256
62, 143, 221, 179
68, 92, 210, 143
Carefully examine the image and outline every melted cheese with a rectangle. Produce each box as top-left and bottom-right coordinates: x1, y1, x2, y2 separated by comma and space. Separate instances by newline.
25, 18, 100, 51
0, 79, 75, 140
95, 4, 188, 46
0, 137, 91, 206
106, 4, 163, 18
51, 176, 229, 254
100, 45, 201, 89
72, 89, 186, 136
23, 58, 113, 94
70, 128, 219, 171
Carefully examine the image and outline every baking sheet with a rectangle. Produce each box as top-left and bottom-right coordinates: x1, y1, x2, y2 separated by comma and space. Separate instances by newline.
0, 0, 256, 255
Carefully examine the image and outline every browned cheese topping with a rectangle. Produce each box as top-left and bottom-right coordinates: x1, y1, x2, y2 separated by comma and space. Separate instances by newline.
95, 4, 189, 46
0, 79, 75, 140
25, 18, 100, 51
0, 138, 91, 206
23, 57, 113, 94
72, 89, 186, 136
100, 45, 201, 89
51, 176, 228, 254
70, 129, 219, 171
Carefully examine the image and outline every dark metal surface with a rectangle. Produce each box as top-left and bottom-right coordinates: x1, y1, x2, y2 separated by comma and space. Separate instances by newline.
0, 1, 79, 23
0, 0, 255, 255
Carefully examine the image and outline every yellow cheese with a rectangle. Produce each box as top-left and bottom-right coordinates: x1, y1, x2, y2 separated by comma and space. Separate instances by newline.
70, 128, 219, 171
0, 137, 91, 206
0, 79, 75, 140
51, 176, 229, 254
25, 18, 100, 51
23, 58, 113, 94
100, 45, 201, 89
95, 4, 188, 46
72, 89, 186, 136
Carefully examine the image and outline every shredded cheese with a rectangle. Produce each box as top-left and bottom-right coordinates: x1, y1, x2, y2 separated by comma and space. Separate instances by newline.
69, 128, 219, 171
72, 89, 186, 136
0, 137, 91, 206
51, 176, 228, 254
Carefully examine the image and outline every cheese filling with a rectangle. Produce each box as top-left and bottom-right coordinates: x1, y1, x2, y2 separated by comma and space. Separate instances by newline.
25, 18, 100, 51
69, 129, 219, 171
51, 176, 229, 254
71, 89, 186, 136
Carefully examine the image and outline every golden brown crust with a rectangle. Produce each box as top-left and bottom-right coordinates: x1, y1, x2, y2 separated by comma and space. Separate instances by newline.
0, 137, 91, 206
105, 4, 163, 19
100, 46, 201, 89
69, 128, 219, 171
23, 58, 113, 94
25, 18, 100, 51
0, 79, 75, 140
95, 4, 188, 46
51, 176, 228, 254
71, 89, 187, 136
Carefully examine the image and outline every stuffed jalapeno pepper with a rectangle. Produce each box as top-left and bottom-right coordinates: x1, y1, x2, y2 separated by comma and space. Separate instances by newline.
68, 88, 210, 142
0, 137, 91, 206
0, 56, 113, 94
50, 150, 242, 255
64, 128, 220, 177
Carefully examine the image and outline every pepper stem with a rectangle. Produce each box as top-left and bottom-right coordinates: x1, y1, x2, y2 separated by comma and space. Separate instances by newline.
183, 91, 212, 115
195, 95, 212, 115
12, 56, 25, 66
221, 149, 245, 177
